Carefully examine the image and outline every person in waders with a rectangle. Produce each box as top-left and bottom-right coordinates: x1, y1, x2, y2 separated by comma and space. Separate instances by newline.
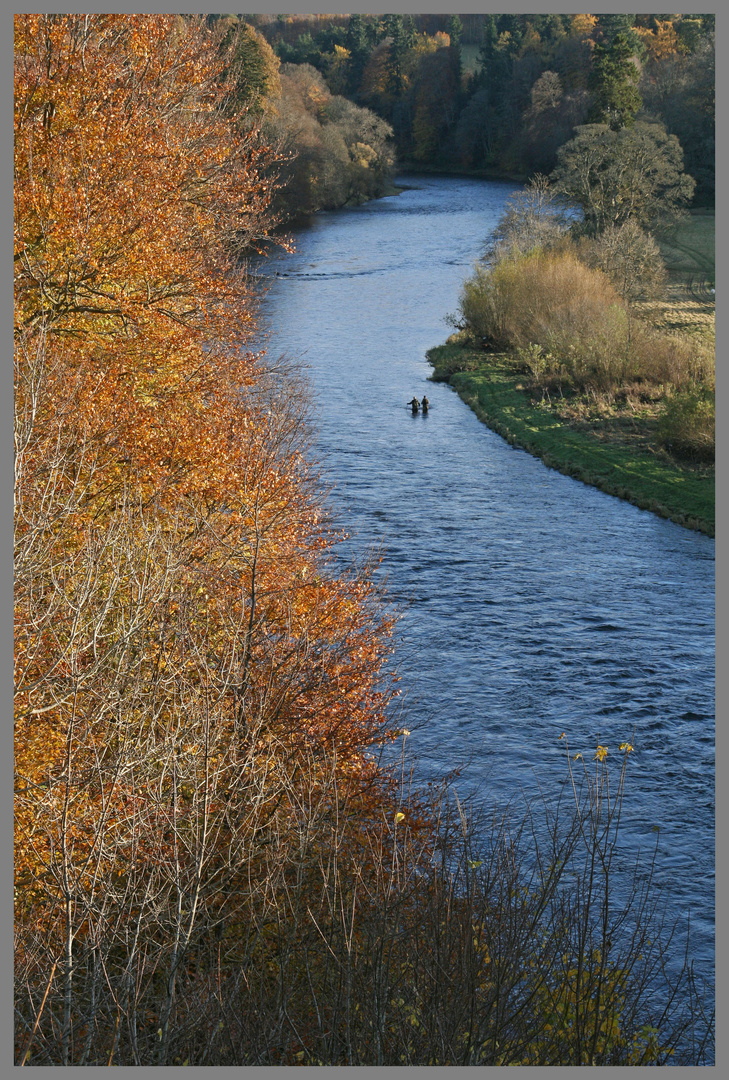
407, 397, 420, 414
421, 394, 429, 414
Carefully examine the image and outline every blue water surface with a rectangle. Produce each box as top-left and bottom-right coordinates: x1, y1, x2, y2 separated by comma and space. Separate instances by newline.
252, 175, 715, 1009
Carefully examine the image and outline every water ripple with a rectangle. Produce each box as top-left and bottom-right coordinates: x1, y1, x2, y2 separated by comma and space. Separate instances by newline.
255, 174, 715, 998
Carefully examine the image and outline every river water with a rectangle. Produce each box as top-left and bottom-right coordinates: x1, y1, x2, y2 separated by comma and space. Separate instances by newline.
252, 175, 715, 1002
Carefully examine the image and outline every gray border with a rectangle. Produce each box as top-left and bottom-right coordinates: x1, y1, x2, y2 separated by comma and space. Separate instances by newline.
8, 3, 720, 1076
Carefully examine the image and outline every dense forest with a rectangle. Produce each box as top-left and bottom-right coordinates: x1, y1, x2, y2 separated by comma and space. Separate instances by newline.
240, 12, 714, 208
14, 14, 713, 1065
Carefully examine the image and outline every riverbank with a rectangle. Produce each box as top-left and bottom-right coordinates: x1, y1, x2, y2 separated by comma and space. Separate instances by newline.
427, 341, 714, 537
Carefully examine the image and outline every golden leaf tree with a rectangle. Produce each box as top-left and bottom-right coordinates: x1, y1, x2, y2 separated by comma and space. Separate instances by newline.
15, 15, 400, 1065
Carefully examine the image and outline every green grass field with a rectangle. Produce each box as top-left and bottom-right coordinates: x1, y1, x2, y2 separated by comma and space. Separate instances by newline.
635, 211, 715, 336
427, 343, 714, 536
658, 210, 715, 287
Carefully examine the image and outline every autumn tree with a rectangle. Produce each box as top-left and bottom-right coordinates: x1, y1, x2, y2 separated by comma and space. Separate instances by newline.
15, 14, 401, 1064
266, 63, 393, 216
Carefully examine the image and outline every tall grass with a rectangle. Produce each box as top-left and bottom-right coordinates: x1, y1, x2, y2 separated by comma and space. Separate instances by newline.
457, 247, 714, 462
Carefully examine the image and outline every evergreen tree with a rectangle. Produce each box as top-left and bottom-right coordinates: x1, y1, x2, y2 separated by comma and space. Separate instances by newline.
403, 15, 416, 50
497, 14, 524, 53
476, 14, 499, 86
346, 13, 367, 54
381, 14, 409, 96
482, 13, 498, 53
595, 13, 641, 49
588, 30, 642, 129
345, 13, 371, 98
448, 14, 463, 89
223, 20, 279, 112
448, 14, 463, 45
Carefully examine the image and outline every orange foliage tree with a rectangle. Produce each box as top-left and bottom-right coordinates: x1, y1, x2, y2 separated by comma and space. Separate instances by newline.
635, 20, 681, 62
15, 14, 402, 1065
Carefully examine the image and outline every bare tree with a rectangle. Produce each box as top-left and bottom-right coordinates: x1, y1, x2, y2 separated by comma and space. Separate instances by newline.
485, 174, 571, 264
578, 219, 667, 353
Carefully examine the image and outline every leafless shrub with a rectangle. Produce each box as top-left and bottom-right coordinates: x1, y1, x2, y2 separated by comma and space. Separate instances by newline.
576, 220, 668, 306
485, 174, 571, 264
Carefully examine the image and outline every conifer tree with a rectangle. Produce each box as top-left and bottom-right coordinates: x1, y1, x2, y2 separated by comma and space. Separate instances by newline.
448, 14, 463, 86
588, 25, 642, 129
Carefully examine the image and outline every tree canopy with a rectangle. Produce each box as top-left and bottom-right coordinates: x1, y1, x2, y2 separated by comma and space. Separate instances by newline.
244, 13, 713, 206
14, 15, 401, 1065
551, 120, 696, 235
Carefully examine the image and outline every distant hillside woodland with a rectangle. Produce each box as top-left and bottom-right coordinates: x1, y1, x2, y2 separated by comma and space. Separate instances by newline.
226, 12, 714, 214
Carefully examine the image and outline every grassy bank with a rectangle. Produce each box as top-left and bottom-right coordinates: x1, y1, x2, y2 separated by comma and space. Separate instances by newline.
427, 342, 714, 536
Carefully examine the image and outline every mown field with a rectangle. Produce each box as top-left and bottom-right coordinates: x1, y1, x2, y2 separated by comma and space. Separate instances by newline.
642, 210, 716, 330
658, 209, 715, 283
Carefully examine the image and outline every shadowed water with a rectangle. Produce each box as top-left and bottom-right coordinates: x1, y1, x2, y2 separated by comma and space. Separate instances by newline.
252, 175, 715, 1000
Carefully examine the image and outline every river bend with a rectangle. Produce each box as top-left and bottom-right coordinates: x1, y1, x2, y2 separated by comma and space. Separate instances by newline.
252, 175, 715, 995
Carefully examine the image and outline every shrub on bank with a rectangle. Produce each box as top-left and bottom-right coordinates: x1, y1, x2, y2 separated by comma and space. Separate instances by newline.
458, 249, 715, 398
657, 386, 715, 461
17, 738, 710, 1064
461, 250, 633, 391
460, 250, 622, 357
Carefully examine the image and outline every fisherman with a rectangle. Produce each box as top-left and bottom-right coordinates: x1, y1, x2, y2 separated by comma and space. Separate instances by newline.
421, 394, 429, 413
407, 397, 420, 414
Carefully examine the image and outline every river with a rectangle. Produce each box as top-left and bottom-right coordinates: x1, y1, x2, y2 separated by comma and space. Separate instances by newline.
252, 174, 715, 1006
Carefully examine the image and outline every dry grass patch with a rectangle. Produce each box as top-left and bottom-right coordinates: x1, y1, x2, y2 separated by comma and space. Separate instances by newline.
636, 283, 714, 337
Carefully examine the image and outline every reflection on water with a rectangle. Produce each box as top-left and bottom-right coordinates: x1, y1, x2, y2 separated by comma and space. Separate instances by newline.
253, 175, 715, 1001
